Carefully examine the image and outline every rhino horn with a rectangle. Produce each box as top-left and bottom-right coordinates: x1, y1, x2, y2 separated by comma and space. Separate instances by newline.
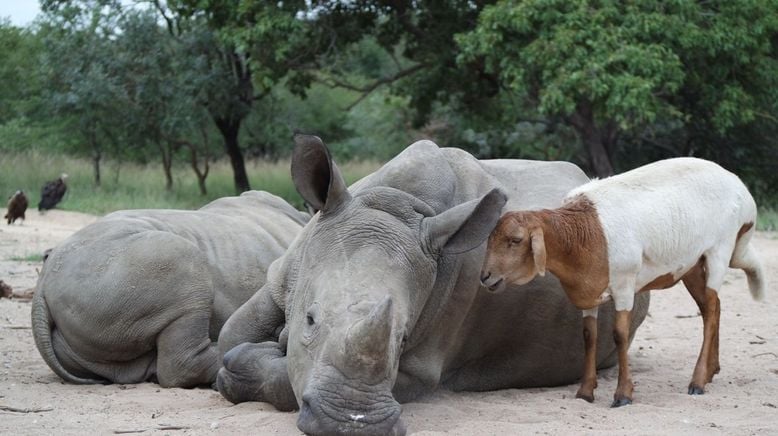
345, 296, 393, 374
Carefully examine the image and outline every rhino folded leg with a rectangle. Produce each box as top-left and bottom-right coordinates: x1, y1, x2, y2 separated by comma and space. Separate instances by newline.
52, 328, 157, 383
216, 341, 297, 411
155, 314, 219, 388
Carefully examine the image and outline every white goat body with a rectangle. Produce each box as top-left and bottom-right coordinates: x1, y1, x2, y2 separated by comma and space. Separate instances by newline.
480, 156, 765, 406
566, 157, 763, 311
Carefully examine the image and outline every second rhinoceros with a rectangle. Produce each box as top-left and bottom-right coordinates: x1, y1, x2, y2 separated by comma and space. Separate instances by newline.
31, 191, 308, 387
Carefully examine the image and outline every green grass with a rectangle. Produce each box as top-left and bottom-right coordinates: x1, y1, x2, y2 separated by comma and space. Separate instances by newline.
8, 254, 45, 262
0, 150, 380, 215
758, 208, 778, 232
2, 150, 776, 232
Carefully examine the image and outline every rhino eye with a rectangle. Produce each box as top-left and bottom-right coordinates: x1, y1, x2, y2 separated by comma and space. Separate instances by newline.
306, 313, 315, 326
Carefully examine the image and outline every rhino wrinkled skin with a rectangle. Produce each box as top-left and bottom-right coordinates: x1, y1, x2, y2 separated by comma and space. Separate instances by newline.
217, 137, 650, 436
31, 191, 308, 387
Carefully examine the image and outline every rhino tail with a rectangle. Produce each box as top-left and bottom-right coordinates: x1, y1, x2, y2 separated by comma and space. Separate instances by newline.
31, 288, 105, 384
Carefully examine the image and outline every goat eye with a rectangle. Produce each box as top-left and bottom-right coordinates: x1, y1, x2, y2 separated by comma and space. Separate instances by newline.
510, 238, 522, 245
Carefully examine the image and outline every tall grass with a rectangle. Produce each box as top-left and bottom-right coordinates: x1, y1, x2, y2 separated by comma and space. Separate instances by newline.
0, 150, 380, 215
2, 150, 777, 232
758, 208, 778, 232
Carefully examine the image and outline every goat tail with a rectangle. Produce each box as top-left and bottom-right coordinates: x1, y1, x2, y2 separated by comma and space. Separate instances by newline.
730, 229, 766, 301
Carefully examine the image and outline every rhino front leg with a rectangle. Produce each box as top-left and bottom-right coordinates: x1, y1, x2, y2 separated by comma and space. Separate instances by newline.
216, 341, 297, 411
156, 314, 219, 388
218, 281, 286, 359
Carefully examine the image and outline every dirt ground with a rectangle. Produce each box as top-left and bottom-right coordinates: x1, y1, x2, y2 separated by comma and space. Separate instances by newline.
1, 210, 777, 435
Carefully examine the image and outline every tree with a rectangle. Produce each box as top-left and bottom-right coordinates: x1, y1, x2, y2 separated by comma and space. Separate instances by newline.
39, 1, 129, 185
148, 0, 315, 193
112, 10, 219, 193
457, 0, 778, 176
0, 21, 42, 124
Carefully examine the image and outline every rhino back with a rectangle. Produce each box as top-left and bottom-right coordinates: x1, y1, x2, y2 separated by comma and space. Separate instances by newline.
36, 192, 305, 379
41, 225, 213, 360
106, 200, 303, 323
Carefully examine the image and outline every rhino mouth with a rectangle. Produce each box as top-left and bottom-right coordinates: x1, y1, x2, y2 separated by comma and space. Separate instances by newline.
296, 382, 405, 436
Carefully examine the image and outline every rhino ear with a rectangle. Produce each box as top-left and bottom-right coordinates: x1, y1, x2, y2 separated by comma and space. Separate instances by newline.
423, 188, 508, 255
291, 134, 351, 214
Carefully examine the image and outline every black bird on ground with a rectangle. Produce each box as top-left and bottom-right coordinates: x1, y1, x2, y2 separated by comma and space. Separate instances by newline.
5, 190, 28, 224
38, 173, 68, 212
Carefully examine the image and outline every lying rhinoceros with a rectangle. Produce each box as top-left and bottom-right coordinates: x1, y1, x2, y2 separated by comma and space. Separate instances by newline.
31, 191, 308, 388
216, 136, 650, 435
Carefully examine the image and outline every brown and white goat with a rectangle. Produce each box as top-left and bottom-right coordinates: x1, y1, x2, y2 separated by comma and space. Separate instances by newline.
480, 157, 765, 407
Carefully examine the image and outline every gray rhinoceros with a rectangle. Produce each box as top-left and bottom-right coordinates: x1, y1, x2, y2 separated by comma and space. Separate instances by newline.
216, 136, 650, 435
31, 191, 309, 388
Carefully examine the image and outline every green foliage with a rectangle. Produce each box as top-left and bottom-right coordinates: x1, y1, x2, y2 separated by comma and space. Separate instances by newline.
457, 0, 778, 177
0, 21, 44, 123
459, 1, 685, 129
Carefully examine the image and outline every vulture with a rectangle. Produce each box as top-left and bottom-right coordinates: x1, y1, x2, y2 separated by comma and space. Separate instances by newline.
5, 190, 28, 225
38, 174, 68, 212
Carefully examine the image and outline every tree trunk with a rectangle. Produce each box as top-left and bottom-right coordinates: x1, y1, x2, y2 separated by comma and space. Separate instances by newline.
568, 103, 615, 177
196, 166, 208, 196
186, 141, 209, 196
92, 150, 101, 187
215, 117, 250, 193
582, 130, 615, 177
161, 142, 174, 191
89, 127, 101, 187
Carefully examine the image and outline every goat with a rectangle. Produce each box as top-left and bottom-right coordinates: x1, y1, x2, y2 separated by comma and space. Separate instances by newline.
480, 157, 765, 407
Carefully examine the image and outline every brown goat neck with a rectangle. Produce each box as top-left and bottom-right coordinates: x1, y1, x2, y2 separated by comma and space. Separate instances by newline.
534, 196, 609, 309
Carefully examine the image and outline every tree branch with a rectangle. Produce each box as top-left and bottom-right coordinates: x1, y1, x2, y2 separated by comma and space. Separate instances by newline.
0, 405, 54, 413
755, 111, 778, 124
149, 0, 178, 38
315, 62, 430, 110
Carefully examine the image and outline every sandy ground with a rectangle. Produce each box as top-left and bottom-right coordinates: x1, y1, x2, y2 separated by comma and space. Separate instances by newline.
0, 210, 776, 435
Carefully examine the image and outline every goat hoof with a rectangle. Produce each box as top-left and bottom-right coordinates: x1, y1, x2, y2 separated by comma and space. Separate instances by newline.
575, 391, 595, 403
688, 385, 705, 395
610, 397, 632, 408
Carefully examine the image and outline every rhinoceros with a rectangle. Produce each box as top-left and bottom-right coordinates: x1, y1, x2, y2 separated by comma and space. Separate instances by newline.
31, 191, 309, 388
216, 136, 650, 435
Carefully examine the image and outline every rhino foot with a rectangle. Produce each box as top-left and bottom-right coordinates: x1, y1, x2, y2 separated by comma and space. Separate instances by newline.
216, 341, 298, 411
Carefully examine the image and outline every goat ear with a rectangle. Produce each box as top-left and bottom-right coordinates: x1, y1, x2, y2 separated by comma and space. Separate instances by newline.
530, 228, 546, 276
